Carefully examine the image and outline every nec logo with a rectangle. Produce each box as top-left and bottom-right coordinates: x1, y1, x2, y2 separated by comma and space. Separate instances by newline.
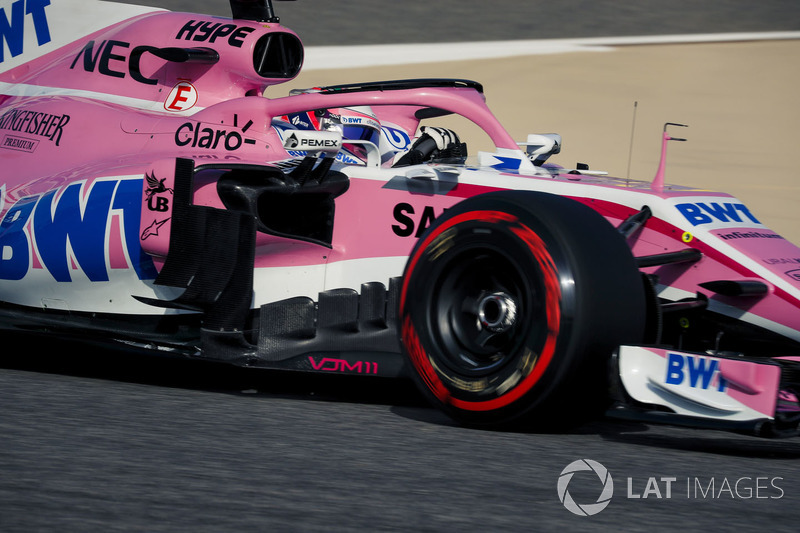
675, 201, 760, 227
0, 0, 51, 63
665, 353, 728, 392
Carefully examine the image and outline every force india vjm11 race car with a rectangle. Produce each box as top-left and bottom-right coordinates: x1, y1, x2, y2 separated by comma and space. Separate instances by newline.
1, 0, 799, 436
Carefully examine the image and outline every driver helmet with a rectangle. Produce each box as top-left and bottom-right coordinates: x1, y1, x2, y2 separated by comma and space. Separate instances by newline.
281, 101, 381, 164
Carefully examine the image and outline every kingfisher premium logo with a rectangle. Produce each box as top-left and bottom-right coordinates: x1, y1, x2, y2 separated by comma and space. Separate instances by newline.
0, 108, 70, 147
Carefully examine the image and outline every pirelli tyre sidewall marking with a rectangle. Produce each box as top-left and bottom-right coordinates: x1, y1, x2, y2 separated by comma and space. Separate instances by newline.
401, 209, 562, 412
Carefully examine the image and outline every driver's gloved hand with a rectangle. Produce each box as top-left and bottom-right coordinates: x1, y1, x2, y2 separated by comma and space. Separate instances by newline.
393, 126, 467, 167
421, 126, 460, 152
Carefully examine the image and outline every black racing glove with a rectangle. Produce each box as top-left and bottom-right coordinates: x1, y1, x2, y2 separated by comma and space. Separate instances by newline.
393, 126, 467, 167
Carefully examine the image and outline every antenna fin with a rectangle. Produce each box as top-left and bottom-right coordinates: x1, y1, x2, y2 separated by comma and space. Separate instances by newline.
651, 122, 687, 192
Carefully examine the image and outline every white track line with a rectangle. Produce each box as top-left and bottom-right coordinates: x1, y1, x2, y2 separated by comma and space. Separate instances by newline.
303, 31, 800, 70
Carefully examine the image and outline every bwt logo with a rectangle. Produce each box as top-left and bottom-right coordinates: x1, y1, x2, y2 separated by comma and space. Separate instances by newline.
675, 201, 760, 227
0, 178, 157, 282
0, 0, 51, 63
665, 352, 728, 392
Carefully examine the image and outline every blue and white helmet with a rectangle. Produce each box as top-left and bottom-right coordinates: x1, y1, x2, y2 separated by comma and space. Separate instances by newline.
280, 97, 381, 164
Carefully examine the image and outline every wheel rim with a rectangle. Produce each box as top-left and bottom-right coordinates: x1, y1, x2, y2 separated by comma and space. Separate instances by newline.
428, 246, 545, 377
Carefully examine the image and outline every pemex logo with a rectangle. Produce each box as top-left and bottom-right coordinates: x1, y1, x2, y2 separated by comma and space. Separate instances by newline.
557, 459, 614, 516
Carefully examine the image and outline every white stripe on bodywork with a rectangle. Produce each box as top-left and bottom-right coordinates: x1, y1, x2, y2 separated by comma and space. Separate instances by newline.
0, 81, 203, 115
250, 256, 406, 307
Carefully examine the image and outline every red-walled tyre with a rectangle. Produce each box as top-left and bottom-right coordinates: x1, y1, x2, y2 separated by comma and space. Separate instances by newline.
399, 191, 646, 428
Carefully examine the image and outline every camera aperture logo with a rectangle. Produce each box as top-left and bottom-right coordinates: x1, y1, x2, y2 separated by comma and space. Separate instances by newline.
557, 459, 614, 516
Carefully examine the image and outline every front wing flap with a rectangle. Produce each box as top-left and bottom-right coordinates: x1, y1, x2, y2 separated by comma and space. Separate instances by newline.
614, 346, 800, 436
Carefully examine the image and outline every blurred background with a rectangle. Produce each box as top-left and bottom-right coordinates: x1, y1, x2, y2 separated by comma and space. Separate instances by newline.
113, 0, 800, 44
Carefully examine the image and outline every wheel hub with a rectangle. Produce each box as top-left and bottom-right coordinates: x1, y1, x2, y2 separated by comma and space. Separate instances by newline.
477, 292, 518, 333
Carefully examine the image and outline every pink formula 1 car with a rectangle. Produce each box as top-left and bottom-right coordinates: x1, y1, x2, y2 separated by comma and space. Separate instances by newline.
1, 0, 798, 436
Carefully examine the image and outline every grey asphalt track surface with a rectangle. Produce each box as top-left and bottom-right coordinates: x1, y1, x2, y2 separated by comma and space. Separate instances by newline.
2, 343, 799, 532
3, 2, 800, 532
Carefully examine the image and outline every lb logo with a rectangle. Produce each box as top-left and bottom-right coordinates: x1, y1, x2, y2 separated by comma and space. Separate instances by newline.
557, 459, 614, 516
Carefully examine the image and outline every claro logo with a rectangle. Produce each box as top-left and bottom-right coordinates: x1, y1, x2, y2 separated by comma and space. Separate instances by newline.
175, 114, 257, 151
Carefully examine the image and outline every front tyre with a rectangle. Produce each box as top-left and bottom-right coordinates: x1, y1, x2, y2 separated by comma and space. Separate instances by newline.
399, 191, 646, 427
